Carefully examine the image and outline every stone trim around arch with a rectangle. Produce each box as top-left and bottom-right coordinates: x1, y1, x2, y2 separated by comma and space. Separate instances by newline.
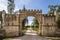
19, 13, 42, 35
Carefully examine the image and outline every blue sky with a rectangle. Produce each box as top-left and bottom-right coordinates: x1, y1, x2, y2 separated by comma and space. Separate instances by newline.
27, 16, 35, 25
0, 0, 60, 25
14, 0, 60, 13
0, 0, 60, 13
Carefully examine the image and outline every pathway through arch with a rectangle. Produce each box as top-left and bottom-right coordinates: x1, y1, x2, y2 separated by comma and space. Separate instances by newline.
25, 27, 37, 35
4, 28, 51, 40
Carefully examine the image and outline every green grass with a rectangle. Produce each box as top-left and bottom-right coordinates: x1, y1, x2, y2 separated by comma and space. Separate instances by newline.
52, 37, 60, 40
22, 26, 28, 35
46, 37, 60, 40
52, 38, 60, 40
3, 38, 12, 40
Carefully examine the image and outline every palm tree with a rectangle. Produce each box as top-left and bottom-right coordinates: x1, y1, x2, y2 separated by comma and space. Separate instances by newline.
48, 5, 57, 14
48, 5, 60, 28
48, 5, 60, 13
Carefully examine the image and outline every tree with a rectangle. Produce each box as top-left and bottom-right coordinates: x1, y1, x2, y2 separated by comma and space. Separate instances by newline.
33, 18, 39, 27
57, 15, 60, 28
7, 0, 15, 13
48, 5, 60, 28
57, 5, 60, 12
0, 11, 2, 28
32, 18, 39, 31
22, 18, 28, 29
48, 5, 57, 14
0, 11, 2, 21
48, 5, 60, 13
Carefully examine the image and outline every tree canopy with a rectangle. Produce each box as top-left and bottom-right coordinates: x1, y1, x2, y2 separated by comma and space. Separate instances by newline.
57, 15, 60, 28
48, 5, 60, 28
0, 11, 2, 28
0, 11, 2, 21
48, 5, 60, 13
32, 18, 39, 27
7, 0, 15, 13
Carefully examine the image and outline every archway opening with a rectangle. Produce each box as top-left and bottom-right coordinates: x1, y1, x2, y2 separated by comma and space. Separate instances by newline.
22, 16, 39, 35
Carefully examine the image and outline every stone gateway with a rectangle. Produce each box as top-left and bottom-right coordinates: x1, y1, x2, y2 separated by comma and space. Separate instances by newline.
1, 8, 58, 37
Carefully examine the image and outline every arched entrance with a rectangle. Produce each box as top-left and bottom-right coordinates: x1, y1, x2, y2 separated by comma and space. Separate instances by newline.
22, 16, 39, 35
19, 9, 42, 36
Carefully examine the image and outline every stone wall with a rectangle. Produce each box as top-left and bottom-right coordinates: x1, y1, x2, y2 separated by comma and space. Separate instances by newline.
3, 26, 19, 36
1, 10, 58, 37
42, 25, 57, 36
42, 14, 57, 36
2, 13, 20, 36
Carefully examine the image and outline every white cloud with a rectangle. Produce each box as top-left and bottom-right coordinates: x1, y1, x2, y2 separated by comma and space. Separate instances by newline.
14, 6, 19, 11
28, 21, 33, 25
0, 0, 5, 2
0, 0, 31, 12
0, 0, 7, 12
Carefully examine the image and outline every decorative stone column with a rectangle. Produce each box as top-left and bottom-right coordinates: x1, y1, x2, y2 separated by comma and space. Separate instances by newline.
41, 16, 44, 35
2, 10, 6, 28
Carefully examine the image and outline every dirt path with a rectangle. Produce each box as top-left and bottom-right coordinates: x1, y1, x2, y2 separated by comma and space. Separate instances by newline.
3, 28, 51, 40
25, 28, 37, 35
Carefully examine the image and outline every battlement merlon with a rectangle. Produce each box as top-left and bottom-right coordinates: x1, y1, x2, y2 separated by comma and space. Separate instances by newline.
19, 9, 42, 13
